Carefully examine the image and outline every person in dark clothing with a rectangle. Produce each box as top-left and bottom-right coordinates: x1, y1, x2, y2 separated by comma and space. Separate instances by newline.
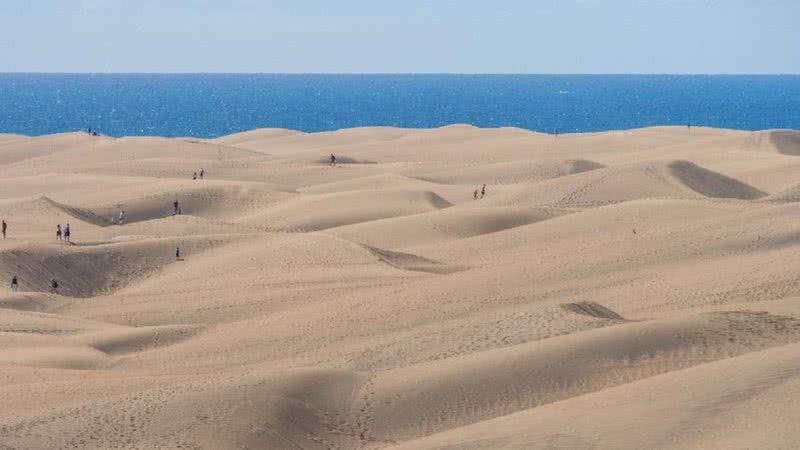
173, 200, 179, 216
481, 184, 486, 199
2, 220, 6, 239
199, 168, 205, 179
473, 189, 478, 200
11, 275, 18, 293
51, 279, 59, 293
64, 224, 71, 243
330, 154, 336, 166
176, 246, 181, 260
192, 172, 197, 180
56, 224, 62, 241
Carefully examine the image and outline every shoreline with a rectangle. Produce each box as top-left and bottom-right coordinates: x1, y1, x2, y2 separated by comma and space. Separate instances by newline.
3, 124, 798, 140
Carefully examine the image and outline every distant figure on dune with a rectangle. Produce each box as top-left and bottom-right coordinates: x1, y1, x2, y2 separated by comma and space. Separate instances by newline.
200, 168, 205, 179
10, 275, 18, 293
176, 246, 181, 260
633, 228, 637, 235
173, 200, 180, 216
118, 210, 125, 225
330, 153, 336, 166
481, 184, 486, 199
56, 224, 62, 241
51, 279, 59, 293
64, 224, 71, 243
2, 219, 6, 239
193, 172, 197, 180
473, 189, 478, 200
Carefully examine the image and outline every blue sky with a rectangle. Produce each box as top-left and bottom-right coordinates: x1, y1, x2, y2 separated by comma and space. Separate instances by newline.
1, 0, 798, 73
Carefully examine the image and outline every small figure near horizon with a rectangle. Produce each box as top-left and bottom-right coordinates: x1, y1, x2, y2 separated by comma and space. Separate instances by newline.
176, 246, 181, 260
192, 172, 197, 180
2, 219, 6, 239
633, 228, 637, 235
51, 278, 59, 293
118, 210, 125, 225
173, 200, 180, 216
688, 122, 691, 129
200, 168, 205, 179
474, 189, 478, 200
64, 224, 71, 243
56, 224, 62, 241
330, 154, 336, 166
555, 128, 559, 137
10, 275, 18, 293
481, 184, 486, 199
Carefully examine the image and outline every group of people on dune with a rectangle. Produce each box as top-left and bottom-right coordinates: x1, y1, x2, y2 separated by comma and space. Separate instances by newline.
10, 274, 59, 294
55, 223, 71, 242
473, 184, 487, 200
8, 152, 481, 295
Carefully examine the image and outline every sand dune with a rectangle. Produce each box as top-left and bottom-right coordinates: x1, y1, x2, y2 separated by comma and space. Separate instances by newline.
415, 158, 605, 185
765, 182, 800, 203
766, 130, 800, 155
299, 173, 442, 194
392, 341, 800, 450
329, 206, 563, 249
362, 310, 800, 443
1, 126, 799, 449
238, 189, 453, 231
480, 159, 767, 208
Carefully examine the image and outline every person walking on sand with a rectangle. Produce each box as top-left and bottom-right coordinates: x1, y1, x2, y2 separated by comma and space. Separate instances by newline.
10, 275, 18, 293
51, 279, 59, 293
192, 172, 197, 180
2, 220, 6, 239
64, 223, 71, 243
481, 184, 486, 199
330, 153, 336, 166
175, 246, 181, 260
56, 224, 62, 241
473, 189, 478, 200
173, 200, 179, 216
118, 210, 125, 225
199, 168, 205, 179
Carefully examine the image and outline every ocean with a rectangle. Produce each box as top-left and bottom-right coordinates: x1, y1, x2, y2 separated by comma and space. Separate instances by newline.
1, 74, 798, 138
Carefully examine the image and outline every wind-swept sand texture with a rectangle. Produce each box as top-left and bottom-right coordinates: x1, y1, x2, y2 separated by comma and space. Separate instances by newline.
1, 126, 799, 449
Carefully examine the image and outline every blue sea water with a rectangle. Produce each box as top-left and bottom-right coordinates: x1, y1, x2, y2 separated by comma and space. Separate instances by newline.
0, 74, 798, 138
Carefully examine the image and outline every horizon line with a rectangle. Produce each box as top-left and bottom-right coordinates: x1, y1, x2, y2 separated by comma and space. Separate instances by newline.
2, 72, 800, 76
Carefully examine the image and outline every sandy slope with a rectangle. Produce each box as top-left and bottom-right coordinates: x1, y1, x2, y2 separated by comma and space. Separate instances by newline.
0, 126, 799, 449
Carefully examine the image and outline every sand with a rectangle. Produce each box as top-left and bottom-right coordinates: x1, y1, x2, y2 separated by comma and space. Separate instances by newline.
0, 126, 799, 449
